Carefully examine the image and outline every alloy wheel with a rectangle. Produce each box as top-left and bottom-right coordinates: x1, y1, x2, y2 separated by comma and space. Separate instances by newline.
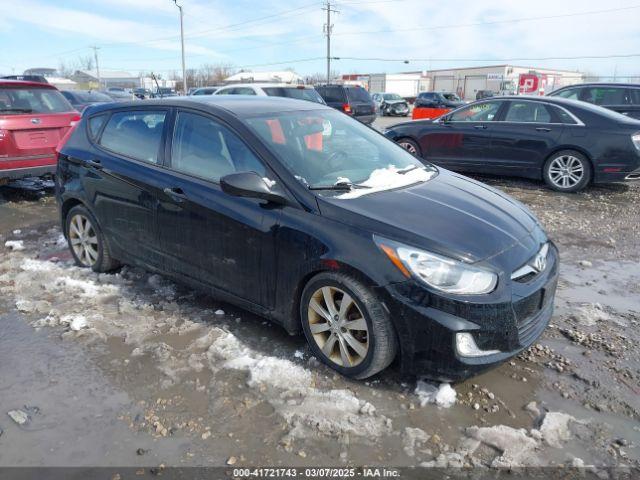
399, 141, 417, 155
548, 154, 584, 189
307, 286, 369, 368
68, 214, 99, 267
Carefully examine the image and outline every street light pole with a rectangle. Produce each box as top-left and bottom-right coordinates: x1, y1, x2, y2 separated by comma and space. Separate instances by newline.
174, 0, 187, 94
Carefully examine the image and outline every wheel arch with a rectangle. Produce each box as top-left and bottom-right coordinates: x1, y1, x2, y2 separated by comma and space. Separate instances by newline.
543, 146, 594, 181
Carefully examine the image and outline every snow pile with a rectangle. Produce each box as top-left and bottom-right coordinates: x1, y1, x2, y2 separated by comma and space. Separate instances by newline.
572, 303, 610, 326
537, 411, 576, 448
4, 240, 25, 251
336, 165, 436, 199
466, 424, 539, 468
414, 380, 457, 408
207, 330, 389, 439
403, 427, 430, 457
465, 410, 584, 468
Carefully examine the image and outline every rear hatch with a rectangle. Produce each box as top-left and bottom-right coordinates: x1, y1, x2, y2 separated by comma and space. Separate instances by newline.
346, 87, 375, 117
0, 84, 78, 170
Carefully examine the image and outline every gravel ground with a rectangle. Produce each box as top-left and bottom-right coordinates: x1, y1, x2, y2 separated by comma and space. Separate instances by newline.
0, 163, 638, 475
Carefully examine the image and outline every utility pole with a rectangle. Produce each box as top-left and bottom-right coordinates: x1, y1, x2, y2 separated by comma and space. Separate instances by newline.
323, 1, 338, 84
173, 0, 187, 94
92, 46, 101, 88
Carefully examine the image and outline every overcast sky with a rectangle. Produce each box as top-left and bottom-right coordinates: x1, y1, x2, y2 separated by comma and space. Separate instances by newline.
1, 0, 638, 78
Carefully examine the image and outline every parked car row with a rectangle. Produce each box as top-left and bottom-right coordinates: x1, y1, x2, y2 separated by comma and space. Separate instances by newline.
385, 96, 640, 192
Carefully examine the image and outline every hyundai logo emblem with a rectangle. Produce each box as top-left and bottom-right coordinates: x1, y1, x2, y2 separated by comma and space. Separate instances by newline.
31, 118, 41, 125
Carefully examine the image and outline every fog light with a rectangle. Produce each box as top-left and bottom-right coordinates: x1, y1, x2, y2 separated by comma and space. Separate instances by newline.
455, 332, 501, 357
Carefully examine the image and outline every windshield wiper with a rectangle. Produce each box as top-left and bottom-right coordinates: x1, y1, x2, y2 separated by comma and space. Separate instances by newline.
0, 108, 33, 113
309, 181, 371, 191
397, 165, 421, 174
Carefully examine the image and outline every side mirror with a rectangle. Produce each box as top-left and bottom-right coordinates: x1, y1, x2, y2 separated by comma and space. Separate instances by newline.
220, 171, 287, 205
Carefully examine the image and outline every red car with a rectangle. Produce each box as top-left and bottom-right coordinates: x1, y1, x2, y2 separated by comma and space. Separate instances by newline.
0, 80, 79, 183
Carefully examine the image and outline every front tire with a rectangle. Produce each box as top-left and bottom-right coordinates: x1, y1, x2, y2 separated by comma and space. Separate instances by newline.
543, 150, 591, 192
65, 205, 119, 272
300, 272, 397, 379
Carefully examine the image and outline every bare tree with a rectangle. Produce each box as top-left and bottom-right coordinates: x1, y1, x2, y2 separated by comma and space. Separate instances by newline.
75, 54, 94, 71
58, 60, 73, 78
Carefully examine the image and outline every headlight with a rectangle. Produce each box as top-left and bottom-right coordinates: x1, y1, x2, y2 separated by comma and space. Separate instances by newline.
375, 237, 498, 295
632, 132, 640, 151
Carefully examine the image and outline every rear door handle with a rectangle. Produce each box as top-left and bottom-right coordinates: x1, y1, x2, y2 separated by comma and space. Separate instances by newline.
535, 127, 552, 132
84, 159, 103, 170
163, 187, 187, 203
473, 124, 487, 130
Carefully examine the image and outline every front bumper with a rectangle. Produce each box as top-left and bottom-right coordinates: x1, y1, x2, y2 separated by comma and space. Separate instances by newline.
380, 244, 559, 381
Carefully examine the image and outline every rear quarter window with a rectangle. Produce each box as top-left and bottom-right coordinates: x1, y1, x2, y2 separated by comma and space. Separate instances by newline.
98, 110, 166, 164
88, 114, 108, 139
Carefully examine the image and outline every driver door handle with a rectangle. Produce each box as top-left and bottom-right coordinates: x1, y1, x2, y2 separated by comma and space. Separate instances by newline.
163, 187, 187, 203
473, 124, 487, 130
535, 127, 552, 132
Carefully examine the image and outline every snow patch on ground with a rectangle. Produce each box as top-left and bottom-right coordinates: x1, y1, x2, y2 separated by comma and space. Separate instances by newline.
414, 380, 457, 408
4, 240, 25, 251
207, 330, 389, 440
573, 303, 610, 326
336, 165, 436, 199
466, 424, 539, 468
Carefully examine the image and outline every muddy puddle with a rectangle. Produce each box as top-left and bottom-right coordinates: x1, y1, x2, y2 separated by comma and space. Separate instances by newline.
0, 183, 639, 472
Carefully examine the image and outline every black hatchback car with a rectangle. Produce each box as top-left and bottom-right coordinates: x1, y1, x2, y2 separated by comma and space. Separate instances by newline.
315, 85, 376, 124
386, 96, 640, 192
56, 96, 558, 381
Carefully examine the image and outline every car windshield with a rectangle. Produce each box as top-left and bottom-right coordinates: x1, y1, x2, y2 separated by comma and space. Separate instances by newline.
383, 93, 403, 100
263, 87, 325, 104
0, 86, 74, 114
246, 109, 436, 198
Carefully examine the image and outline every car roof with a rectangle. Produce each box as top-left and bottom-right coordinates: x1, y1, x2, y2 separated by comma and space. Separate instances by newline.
554, 83, 640, 89
84, 95, 330, 118
0, 79, 56, 89
219, 83, 315, 89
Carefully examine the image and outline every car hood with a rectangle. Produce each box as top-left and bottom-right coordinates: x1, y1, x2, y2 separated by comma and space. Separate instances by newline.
319, 170, 543, 264
384, 99, 408, 105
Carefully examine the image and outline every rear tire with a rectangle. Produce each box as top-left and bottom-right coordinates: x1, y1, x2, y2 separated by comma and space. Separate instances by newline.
397, 138, 421, 157
65, 205, 119, 272
543, 150, 591, 192
300, 272, 397, 379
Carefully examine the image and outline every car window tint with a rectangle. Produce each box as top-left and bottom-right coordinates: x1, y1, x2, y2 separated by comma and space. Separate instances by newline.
88, 114, 108, 139
554, 88, 580, 100
0, 87, 73, 114
318, 87, 345, 103
263, 87, 324, 104
630, 89, 640, 104
582, 87, 628, 105
99, 111, 166, 163
449, 101, 503, 122
171, 112, 266, 182
550, 106, 577, 125
216, 88, 234, 95
346, 87, 372, 103
504, 102, 551, 123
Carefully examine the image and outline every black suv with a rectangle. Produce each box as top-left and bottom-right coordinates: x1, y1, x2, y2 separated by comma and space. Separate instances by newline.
549, 83, 640, 119
315, 85, 376, 124
415, 92, 465, 109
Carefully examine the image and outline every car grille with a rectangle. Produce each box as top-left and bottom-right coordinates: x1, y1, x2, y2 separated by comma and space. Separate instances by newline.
514, 288, 552, 346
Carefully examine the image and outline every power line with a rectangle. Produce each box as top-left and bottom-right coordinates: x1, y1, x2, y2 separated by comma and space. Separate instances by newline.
331, 4, 640, 37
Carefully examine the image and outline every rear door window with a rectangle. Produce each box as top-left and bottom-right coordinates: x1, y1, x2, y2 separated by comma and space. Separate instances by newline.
0, 86, 74, 114
504, 101, 552, 123
346, 87, 372, 103
170, 111, 266, 182
98, 110, 166, 164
